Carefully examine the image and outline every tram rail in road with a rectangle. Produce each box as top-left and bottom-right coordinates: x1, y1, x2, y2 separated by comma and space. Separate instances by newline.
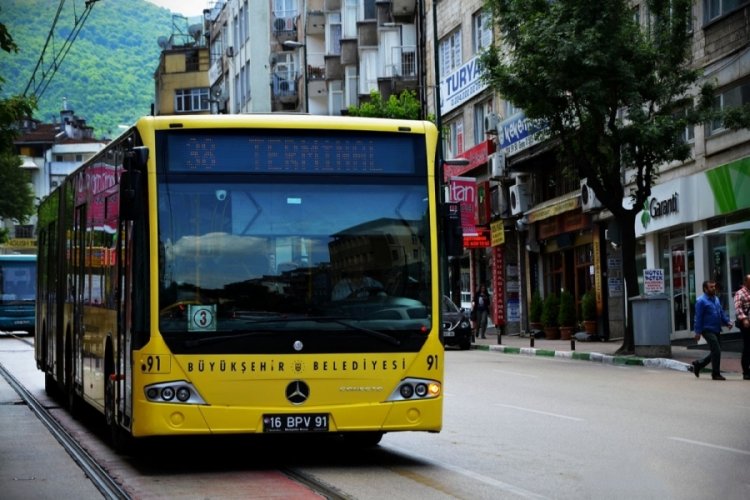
0, 360, 130, 499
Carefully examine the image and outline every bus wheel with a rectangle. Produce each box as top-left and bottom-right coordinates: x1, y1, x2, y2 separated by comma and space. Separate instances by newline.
44, 372, 59, 400
342, 431, 383, 448
65, 335, 82, 419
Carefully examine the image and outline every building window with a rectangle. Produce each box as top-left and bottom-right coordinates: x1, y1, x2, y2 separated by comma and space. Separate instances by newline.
439, 29, 462, 77
362, 0, 376, 20
704, 0, 749, 23
55, 154, 64, 162
472, 9, 492, 53
175, 88, 210, 112
329, 12, 342, 55
676, 108, 695, 144
14, 224, 34, 238
474, 100, 493, 144
707, 80, 750, 136
445, 118, 464, 158
75, 154, 83, 162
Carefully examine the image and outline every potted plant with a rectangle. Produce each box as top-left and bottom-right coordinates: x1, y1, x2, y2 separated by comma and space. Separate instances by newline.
581, 290, 597, 334
541, 293, 560, 339
529, 291, 543, 331
557, 290, 576, 340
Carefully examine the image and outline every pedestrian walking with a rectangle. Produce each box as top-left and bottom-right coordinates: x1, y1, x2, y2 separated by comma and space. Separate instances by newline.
691, 280, 733, 380
733, 274, 750, 380
472, 284, 490, 340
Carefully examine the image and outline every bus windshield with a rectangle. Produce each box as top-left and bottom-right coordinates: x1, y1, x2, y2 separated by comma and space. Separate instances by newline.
157, 177, 432, 344
0, 257, 36, 304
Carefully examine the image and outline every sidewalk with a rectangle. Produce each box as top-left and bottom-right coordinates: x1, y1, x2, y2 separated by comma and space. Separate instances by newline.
469, 327, 744, 376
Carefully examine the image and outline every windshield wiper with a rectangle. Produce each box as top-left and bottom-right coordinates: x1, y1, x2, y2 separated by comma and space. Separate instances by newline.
309, 316, 401, 346
183, 316, 401, 347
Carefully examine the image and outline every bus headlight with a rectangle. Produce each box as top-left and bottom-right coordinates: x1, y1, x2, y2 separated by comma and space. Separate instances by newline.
387, 378, 441, 401
144, 381, 207, 405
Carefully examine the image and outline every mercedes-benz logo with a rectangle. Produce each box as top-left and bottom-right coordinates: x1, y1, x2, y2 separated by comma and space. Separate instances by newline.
285, 380, 310, 405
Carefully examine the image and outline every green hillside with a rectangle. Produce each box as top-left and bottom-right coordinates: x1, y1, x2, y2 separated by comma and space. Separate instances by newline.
1, 0, 193, 138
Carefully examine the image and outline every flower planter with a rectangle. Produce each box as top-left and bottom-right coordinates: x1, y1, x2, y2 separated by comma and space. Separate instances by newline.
583, 320, 597, 335
543, 326, 560, 339
559, 326, 574, 340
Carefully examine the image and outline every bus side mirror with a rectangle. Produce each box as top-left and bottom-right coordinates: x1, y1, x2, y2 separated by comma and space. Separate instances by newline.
120, 146, 148, 221
443, 203, 463, 258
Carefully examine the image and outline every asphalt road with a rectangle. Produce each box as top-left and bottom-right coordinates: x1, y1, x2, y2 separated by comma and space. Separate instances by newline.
2, 336, 749, 499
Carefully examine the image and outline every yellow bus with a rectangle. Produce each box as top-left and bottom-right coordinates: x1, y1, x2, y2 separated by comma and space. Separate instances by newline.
36, 114, 443, 447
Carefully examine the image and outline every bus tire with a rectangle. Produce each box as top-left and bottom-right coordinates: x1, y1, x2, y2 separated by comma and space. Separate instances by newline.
342, 431, 383, 448
44, 372, 59, 400
65, 331, 82, 419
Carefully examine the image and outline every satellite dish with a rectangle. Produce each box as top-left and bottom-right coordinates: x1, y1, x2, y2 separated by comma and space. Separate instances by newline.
188, 24, 202, 42
157, 36, 168, 49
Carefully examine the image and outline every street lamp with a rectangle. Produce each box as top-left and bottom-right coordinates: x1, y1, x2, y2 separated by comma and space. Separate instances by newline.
282, 40, 308, 113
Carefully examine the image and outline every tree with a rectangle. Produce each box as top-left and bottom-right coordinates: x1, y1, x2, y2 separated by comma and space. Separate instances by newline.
480, 0, 719, 353
0, 20, 37, 232
348, 90, 433, 121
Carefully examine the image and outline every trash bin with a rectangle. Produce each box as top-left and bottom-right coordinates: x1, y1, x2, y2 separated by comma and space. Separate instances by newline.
630, 294, 671, 357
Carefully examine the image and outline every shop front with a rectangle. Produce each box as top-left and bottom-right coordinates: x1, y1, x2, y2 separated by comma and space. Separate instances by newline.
526, 192, 604, 333
635, 157, 750, 339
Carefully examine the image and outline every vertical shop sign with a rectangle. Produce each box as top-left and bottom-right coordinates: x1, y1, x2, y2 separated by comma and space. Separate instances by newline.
449, 177, 478, 236
492, 246, 505, 326
592, 226, 602, 315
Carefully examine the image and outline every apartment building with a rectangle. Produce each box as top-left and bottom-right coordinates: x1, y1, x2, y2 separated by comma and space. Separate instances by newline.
204, 0, 424, 115
3, 104, 106, 254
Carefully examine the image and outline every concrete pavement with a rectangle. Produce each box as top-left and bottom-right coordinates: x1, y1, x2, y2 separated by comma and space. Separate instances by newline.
468, 327, 745, 377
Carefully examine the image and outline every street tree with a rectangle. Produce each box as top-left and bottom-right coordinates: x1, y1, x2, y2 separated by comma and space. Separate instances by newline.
0, 20, 37, 237
480, 0, 725, 353
348, 90, 432, 120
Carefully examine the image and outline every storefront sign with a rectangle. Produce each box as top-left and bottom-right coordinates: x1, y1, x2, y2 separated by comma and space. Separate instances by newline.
449, 177, 478, 237
440, 55, 489, 114
492, 247, 505, 326
464, 228, 491, 248
497, 112, 548, 157
644, 268, 665, 294
490, 220, 505, 246
641, 192, 679, 230
444, 140, 494, 181
608, 277, 623, 296
527, 196, 580, 223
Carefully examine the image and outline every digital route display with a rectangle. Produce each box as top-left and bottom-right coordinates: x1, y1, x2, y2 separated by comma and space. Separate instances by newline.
163, 130, 426, 175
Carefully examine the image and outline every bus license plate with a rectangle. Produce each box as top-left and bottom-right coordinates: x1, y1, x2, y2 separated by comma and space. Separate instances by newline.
263, 414, 329, 433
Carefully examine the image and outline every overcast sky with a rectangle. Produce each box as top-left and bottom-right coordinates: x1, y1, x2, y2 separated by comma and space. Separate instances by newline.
145, 0, 209, 18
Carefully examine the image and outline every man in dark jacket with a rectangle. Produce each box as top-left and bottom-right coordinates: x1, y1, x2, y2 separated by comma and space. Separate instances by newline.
691, 280, 733, 380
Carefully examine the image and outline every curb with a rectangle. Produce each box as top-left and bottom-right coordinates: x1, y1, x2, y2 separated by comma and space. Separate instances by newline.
472, 344, 692, 372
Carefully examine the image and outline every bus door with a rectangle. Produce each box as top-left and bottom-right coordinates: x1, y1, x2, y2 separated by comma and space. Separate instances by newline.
116, 218, 135, 428
71, 206, 87, 392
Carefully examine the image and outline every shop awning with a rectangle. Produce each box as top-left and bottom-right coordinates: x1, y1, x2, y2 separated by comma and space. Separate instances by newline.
526, 190, 580, 223
686, 221, 750, 239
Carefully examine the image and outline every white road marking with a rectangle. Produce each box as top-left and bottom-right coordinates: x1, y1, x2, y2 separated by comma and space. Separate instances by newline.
492, 369, 540, 379
386, 444, 549, 499
668, 437, 750, 456
495, 403, 584, 422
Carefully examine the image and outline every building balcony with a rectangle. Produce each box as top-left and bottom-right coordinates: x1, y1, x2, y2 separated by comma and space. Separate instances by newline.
325, 55, 344, 81
306, 10, 325, 35
271, 73, 299, 105
273, 13, 298, 43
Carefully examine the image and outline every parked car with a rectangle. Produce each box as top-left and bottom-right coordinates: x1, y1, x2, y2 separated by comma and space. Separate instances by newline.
442, 295, 472, 350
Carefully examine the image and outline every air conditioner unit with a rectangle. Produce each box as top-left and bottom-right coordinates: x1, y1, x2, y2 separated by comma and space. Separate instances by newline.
580, 178, 602, 212
490, 184, 509, 218
484, 112, 500, 134
489, 151, 506, 179
225, 46, 234, 57
509, 181, 531, 216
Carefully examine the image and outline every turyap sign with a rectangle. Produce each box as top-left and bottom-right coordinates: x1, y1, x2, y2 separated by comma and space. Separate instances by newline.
440, 56, 488, 114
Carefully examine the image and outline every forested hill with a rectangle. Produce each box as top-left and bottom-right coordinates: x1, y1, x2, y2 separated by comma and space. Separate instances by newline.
1, 0, 195, 138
